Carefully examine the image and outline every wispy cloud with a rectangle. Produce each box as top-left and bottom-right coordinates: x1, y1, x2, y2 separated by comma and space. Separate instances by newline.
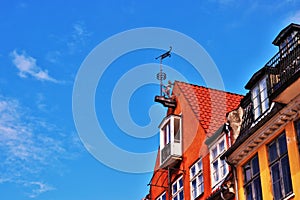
0, 95, 80, 198
25, 181, 55, 198
11, 50, 59, 83
67, 21, 92, 54
287, 10, 300, 23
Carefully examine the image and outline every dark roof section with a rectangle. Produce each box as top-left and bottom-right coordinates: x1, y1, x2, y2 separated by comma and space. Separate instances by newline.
221, 102, 284, 160
244, 67, 267, 90
205, 124, 226, 146
273, 23, 300, 46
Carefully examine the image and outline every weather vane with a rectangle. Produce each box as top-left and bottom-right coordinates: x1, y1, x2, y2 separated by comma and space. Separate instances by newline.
154, 47, 176, 108
156, 46, 172, 96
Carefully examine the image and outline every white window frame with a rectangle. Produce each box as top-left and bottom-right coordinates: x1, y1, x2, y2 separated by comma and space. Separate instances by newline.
172, 176, 184, 200
210, 134, 229, 188
159, 115, 182, 150
156, 192, 166, 200
190, 158, 204, 199
251, 76, 269, 120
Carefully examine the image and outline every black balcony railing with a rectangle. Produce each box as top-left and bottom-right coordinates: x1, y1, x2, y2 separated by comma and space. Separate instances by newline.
267, 32, 300, 100
240, 93, 254, 133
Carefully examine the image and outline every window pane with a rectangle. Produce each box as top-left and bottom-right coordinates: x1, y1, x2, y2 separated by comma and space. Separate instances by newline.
179, 178, 183, 188
296, 120, 300, 139
260, 88, 268, 101
259, 78, 267, 91
192, 179, 196, 190
172, 183, 177, 194
253, 177, 262, 200
220, 159, 227, 177
198, 175, 204, 193
261, 98, 269, 113
174, 118, 180, 142
254, 106, 261, 119
281, 156, 293, 195
273, 181, 282, 200
191, 179, 196, 198
179, 191, 184, 200
213, 161, 219, 181
244, 162, 251, 183
200, 182, 204, 194
190, 166, 196, 178
167, 124, 171, 143
252, 155, 260, 176
253, 96, 260, 108
219, 140, 225, 152
269, 142, 278, 162
296, 120, 300, 151
278, 133, 287, 155
212, 147, 218, 159
197, 160, 202, 171
192, 189, 196, 199
245, 184, 253, 200
252, 87, 259, 99
271, 163, 280, 182
271, 163, 282, 200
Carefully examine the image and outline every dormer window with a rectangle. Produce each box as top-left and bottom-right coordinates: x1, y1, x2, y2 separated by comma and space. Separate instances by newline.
209, 134, 229, 188
159, 115, 182, 168
279, 30, 297, 52
251, 76, 269, 120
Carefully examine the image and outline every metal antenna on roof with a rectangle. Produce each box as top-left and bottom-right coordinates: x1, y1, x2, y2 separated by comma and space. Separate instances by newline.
156, 47, 172, 96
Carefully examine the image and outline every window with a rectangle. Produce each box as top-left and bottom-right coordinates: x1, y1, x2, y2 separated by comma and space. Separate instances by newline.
190, 159, 204, 199
159, 115, 182, 167
172, 176, 184, 200
156, 192, 166, 200
243, 154, 262, 200
295, 120, 300, 151
160, 115, 181, 148
210, 135, 228, 188
268, 132, 293, 200
251, 76, 269, 119
162, 123, 171, 145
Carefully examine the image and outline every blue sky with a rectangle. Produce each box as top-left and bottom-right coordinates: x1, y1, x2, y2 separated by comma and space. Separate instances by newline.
0, 0, 299, 199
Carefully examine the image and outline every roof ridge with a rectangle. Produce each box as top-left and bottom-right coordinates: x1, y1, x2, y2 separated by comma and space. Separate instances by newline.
174, 80, 244, 96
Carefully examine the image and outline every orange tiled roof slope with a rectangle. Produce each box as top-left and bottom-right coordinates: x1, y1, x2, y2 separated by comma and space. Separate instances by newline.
176, 81, 243, 136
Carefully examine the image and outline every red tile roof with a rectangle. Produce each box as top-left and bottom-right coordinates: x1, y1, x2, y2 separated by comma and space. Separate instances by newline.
175, 81, 243, 136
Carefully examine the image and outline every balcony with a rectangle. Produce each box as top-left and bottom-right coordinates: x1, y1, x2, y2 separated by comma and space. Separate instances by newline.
267, 32, 300, 104
160, 139, 182, 169
159, 115, 182, 169
238, 93, 283, 145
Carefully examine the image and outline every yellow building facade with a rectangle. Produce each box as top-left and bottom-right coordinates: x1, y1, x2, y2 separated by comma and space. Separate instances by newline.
223, 23, 300, 200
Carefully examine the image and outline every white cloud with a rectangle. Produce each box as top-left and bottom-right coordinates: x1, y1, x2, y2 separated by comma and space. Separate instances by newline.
287, 10, 300, 23
0, 95, 80, 198
25, 182, 55, 198
11, 50, 59, 83
67, 21, 92, 54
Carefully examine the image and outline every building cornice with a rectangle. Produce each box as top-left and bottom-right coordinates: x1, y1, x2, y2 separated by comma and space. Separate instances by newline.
226, 94, 300, 165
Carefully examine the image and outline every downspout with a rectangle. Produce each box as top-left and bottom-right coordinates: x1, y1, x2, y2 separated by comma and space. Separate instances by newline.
225, 156, 239, 200
168, 167, 171, 200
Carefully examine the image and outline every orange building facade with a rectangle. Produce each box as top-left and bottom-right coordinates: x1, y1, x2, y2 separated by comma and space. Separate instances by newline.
145, 82, 243, 200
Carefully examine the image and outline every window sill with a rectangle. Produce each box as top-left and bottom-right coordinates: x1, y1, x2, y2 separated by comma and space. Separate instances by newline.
283, 193, 295, 200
